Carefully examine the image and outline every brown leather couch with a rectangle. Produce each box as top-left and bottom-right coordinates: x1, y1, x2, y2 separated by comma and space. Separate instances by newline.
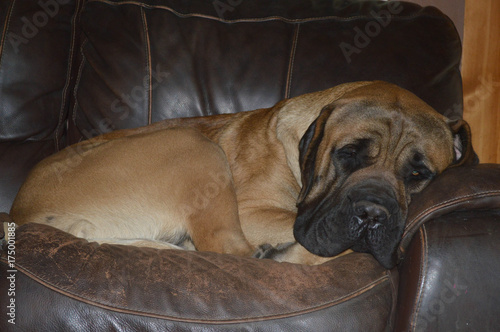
1, 0, 499, 330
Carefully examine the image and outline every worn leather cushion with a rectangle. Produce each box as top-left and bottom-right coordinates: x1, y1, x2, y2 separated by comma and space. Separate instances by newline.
0, 221, 397, 330
71, 0, 463, 142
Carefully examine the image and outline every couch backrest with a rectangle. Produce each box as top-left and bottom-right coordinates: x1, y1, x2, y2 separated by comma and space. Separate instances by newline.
69, 0, 464, 143
0, 0, 78, 147
0, 0, 465, 145
0, 0, 464, 211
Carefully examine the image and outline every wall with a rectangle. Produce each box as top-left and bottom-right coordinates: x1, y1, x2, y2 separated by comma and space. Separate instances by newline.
394, 0, 499, 163
462, 0, 500, 163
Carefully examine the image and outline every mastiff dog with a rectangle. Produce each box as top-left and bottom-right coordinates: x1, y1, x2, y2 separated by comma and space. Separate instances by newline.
10, 81, 476, 269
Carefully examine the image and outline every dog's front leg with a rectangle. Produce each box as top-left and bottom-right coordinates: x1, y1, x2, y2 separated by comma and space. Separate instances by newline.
253, 241, 352, 265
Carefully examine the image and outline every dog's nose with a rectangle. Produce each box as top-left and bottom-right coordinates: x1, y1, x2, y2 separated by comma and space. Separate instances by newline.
353, 201, 389, 228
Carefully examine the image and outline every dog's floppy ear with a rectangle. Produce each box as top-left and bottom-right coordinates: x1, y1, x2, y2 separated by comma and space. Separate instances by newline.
297, 105, 336, 203
447, 118, 479, 167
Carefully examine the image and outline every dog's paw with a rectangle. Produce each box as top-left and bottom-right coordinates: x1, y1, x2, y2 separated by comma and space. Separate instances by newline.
252, 242, 296, 261
252, 243, 276, 259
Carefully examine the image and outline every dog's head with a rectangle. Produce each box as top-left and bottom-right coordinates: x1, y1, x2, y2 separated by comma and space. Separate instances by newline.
293, 82, 476, 269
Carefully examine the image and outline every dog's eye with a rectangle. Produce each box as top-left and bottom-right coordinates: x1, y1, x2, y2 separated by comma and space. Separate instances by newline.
407, 167, 432, 182
337, 139, 370, 159
334, 140, 371, 173
404, 152, 435, 184
338, 145, 358, 159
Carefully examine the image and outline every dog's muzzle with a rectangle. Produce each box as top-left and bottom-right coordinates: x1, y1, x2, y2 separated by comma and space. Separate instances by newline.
345, 182, 403, 268
294, 180, 405, 269
350, 200, 390, 238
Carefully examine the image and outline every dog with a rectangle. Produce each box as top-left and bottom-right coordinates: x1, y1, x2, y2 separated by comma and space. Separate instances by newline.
10, 81, 476, 269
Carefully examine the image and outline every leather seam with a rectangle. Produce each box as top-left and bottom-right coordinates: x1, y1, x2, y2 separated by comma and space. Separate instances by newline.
2, 257, 389, 324
410, 226, 428, 331
71, 37, 89, 139
387, 268, 398, 331
85, 0, 444, 24
285, 24, 300, 99
402, 190, 500, 239
140, 8, 153, 125
55, 0, 84, 151
0, 0, 16, 73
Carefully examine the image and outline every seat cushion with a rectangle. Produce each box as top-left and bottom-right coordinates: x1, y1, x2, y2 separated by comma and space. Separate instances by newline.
0, 221, 398, 330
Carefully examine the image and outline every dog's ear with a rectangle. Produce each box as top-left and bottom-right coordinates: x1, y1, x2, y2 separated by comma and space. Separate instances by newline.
447, 118, 479, 167
297, 105, 336, 204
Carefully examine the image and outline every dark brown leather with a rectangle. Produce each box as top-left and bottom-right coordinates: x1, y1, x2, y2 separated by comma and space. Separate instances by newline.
396, 210, 500, 331
0, 0, 78, 143
394, 164, 500, 331
0, 0, 80, 211
0, 141, 57, 212
400, 164, 500, 258
0, 221, 397, 331
71, 0, 463, 143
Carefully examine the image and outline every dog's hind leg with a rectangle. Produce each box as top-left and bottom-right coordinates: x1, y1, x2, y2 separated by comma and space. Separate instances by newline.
184, 184, 255, 257
173, 135, 256, 257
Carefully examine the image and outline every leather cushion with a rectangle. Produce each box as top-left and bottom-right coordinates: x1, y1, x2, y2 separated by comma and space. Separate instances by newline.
1, 221, 397, 330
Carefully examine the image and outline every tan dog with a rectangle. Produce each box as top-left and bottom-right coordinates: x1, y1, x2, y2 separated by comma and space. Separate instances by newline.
10, 81, 475, 268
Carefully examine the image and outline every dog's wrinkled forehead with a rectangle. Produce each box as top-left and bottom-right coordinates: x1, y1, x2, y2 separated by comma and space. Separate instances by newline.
321, 90, 456, 171
330, 99, 449, 136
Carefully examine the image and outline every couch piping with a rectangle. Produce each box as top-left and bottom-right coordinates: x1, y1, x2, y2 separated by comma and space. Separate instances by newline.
86, 0, 445, 24
1, 258, 389, 324
402, 190, 500, 241
56, 0, 84, 151
140, 8, 153, 125
0, 0, 16, 87
285, 24, 300, 99
387, 268, 398, 330
72, 38, 89, 129
410, 226, 428, 331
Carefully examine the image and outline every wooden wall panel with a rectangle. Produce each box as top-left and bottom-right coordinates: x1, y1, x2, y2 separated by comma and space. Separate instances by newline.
462, 0, 500, 163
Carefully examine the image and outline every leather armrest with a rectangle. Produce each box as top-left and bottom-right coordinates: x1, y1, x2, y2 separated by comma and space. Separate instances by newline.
395, 164, 500, 330
399, 164, 500, 258
395, 210, 500, 331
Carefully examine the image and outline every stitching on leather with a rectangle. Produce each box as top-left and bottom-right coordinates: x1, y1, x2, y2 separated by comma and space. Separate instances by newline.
140, 8, 153, 125
410, 226, 428, 331
56, 0, 84, 151
4, 258, 390, 324
0, 0, 16, 73
403, 190, 500, 239
71, 37, 88, 139
387, 268, 398, 330
85, 0, 440, 24
285, 24, 300, 99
